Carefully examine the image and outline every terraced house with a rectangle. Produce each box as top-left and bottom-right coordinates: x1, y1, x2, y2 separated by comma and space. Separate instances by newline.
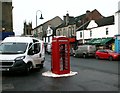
76, 9, 120, 51
56, 9, 103, 51
76, 15, 115, 49
32, 16, 63, 40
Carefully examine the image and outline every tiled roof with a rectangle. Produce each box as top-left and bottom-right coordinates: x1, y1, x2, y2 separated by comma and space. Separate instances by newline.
75, 14, 86, 22
95, 15, 114, 27
76, 21, 90, 31
76, 15, 114, 31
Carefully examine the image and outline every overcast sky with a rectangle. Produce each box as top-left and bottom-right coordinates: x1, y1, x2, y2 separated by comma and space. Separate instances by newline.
12, 0, 120, 35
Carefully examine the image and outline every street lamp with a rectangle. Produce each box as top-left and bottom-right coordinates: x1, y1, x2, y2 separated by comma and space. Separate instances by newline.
35, 10, 44, 37
82, 20, 85, 44
36, 10, 44, 27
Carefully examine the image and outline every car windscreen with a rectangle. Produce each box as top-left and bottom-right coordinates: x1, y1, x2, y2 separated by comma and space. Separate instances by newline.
106, 50, 114, 53
0, 42, 28, 54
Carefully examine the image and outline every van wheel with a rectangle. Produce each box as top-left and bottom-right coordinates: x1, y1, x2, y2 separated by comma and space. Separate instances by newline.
109, 56, 113, 61
35, 63, 44, 72
83, 54, 86, 58
25, 63, 33, 74
40, 64, 43, 68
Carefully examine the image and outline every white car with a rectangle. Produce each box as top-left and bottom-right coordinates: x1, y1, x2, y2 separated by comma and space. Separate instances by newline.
46, 43, 51, 54
0, 36, 45, 73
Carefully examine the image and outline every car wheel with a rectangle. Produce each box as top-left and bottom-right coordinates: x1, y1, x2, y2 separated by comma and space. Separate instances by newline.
109, 56, 113, 61
73, 53, 76, 57
95, 55, 99, 59
83, 54, 86, 58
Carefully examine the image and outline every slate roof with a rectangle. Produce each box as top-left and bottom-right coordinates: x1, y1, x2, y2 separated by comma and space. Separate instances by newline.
74, 14, 86, 24
76, 21, 90, 31
56, 16, 75, 28
95, 15, 114, 27
56, 9, 103, 29
76, 15, 114, 31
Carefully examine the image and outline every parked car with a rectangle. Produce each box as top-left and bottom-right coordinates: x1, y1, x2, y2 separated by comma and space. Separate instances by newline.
46, 42, 52, 54
0, 36, 45, 73
95, 49, 120, 61
73, 45, 96, 58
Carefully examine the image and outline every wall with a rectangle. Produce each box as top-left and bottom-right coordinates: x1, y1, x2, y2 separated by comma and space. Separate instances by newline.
76, 24, 116, 40
1, 0, 13, 32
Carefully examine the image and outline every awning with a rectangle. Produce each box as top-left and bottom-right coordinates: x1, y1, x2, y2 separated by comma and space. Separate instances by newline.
86, 38, 98, 44
86, 37, 113, 45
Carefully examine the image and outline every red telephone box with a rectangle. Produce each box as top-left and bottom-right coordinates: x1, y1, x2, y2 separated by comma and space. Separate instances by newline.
51, 36, 70, 75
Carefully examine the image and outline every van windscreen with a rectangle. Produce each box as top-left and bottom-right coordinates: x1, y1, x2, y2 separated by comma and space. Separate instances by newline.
0, 42, 28, 54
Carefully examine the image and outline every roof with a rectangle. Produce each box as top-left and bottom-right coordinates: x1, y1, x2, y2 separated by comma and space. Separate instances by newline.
76, 15, 114, 31
2, 36, 43, 43
95, 15, 114, 27
33, 16, 63, 30
56, 17, 76, 28
75, 14, 86, 22
76, 21, 90, 31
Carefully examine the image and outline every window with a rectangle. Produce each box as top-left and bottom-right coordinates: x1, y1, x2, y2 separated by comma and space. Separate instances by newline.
80, 32, 82, 38
32, 43, 40, 54
0, 42, 28, 54
106, 28, 108, 35
57, 30, 60, 36
63, 28, 65, 36
90, 30, 92, 37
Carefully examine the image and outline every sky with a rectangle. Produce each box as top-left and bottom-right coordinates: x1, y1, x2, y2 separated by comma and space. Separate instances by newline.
12, 0, 120, 35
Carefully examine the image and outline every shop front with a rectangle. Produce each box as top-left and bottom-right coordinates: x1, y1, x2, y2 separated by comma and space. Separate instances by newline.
86, 37, 114, 50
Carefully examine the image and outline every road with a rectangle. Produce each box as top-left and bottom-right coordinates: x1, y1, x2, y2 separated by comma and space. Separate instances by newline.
1, 54, 119, 92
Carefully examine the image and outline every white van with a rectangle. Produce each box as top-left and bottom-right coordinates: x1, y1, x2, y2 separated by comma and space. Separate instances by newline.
0, 36, 45, 73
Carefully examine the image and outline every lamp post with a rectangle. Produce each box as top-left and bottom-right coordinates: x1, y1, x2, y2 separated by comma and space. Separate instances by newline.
35, 10, 44, 37
82, 20, 85, 44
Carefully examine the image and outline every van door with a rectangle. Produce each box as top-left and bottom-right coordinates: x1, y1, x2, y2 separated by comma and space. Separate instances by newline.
29, 42, 42, 65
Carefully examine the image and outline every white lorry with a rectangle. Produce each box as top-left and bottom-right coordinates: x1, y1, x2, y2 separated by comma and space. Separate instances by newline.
0, 36, 45, 73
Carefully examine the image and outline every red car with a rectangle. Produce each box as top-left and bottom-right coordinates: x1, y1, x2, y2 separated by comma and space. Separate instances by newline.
95, 49, 120, 61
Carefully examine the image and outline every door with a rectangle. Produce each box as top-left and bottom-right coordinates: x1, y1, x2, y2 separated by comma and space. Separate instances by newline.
59, 44, 69, 71
29, 43, 41, 65
102, 50, 109, 59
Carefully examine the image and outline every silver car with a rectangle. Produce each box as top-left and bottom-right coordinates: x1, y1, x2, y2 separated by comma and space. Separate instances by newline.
73, 45, 96, 58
